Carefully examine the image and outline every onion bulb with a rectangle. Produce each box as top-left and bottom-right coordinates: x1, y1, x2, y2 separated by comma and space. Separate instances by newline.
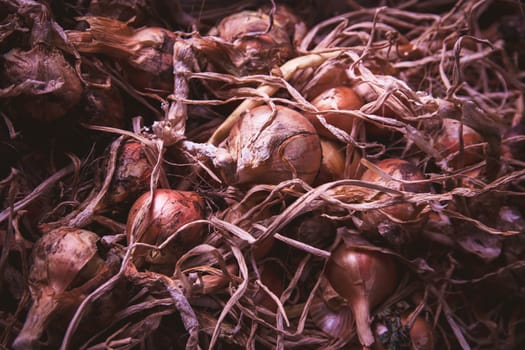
401, 314, 435, 350
307, 86, 364, 140
360, 158, 430, 245
253, 260, 286, 312
13, 227, 103, 350
0, 46, 82, 122
223, 105, 322, 185
208, 4, 306, 75
325, 244, 399, 347
105, 140, 153, 208
434, 118, 484, 168
126, 189, 206, 267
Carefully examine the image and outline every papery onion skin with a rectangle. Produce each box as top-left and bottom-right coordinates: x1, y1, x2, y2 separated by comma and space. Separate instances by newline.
308, 86, 364, 140
126, 189, 206, 267
325, 244, 399, 347
435, 118, 484, 168
224, 105, 322, 186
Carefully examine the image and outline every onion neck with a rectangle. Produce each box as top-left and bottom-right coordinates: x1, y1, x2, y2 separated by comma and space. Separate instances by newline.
352, 296, 375, 348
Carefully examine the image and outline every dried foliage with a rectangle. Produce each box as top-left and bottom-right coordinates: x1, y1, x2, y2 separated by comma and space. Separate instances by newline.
1, 0, 524, 349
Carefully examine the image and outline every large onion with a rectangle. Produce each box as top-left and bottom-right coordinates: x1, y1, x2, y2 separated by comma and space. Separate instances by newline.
325, 244, 399, 348
223, 105, 322, 185
13, 227, 104, 350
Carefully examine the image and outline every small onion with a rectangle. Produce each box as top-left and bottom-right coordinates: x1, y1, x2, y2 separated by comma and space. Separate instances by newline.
401, 314, 436, 350
325, 244, 399, 348
308, 86, 364, 140
105, 140, 153, 208
360, 158, 430, 245
126, 189, 206, 267
434, 118, 484, 168
224, 105, 322, 185
78, 83, 125, 129
13, 227, 103, 350
313, 139, 347, 186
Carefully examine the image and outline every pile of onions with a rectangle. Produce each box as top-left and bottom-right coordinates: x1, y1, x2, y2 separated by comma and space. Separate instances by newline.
223, 105, 322, 185
13, 227, 104, 350
126, 189, 206, 268
325, 243, 399, 348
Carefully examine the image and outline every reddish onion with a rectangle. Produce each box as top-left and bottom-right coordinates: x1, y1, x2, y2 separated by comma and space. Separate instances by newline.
434, 118, 484, 168
360, 158, 430, 245
224, 105, 322, 185
325, 244, 399, 347
126, 189, 206, 267
307, 86, 364, 140
401, 313, 436, 350
253, 260, 286, 312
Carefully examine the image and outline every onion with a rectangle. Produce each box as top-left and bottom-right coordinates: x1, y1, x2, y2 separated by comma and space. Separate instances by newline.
434, 118, 484, 168
401, 314, 435, 350
78, 83, 125, 129
502, 122, 525, 161
0, 46, 82, 122
360, 158, 430, 245
126, 189, 206, 268
325, 243, 399, 347
314, 139, 347, 186
105, 140, 153, 208
209, 4, 306, 75
253, 261, 286, 312
308, 86, 364, 140
13, 227, 103, 350
223, 105, 322, 185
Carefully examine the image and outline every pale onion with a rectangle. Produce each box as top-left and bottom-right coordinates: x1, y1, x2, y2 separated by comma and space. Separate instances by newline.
208, 4, 306, 75
223, 105, 322, 186
126, 189, 206, 267
13, 227, 103, 350
325, 244, 399, 347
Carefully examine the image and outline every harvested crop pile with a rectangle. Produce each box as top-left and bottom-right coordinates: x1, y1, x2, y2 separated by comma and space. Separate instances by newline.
1, 0, 524, 349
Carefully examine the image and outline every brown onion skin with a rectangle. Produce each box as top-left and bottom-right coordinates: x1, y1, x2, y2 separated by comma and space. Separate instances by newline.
1, 46, 82, 122
313, 138, 347, 186
325, 244, 399, 347
435, 118, 484, 168
106, 140, 153, 208
253, 261, 286, 312
126, 189, 206, 267
225, 105, 322, 186
308, 86, 364, 140
210, 5, 305, 75
401, 314, 436, 350
360, 158, 430, 245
